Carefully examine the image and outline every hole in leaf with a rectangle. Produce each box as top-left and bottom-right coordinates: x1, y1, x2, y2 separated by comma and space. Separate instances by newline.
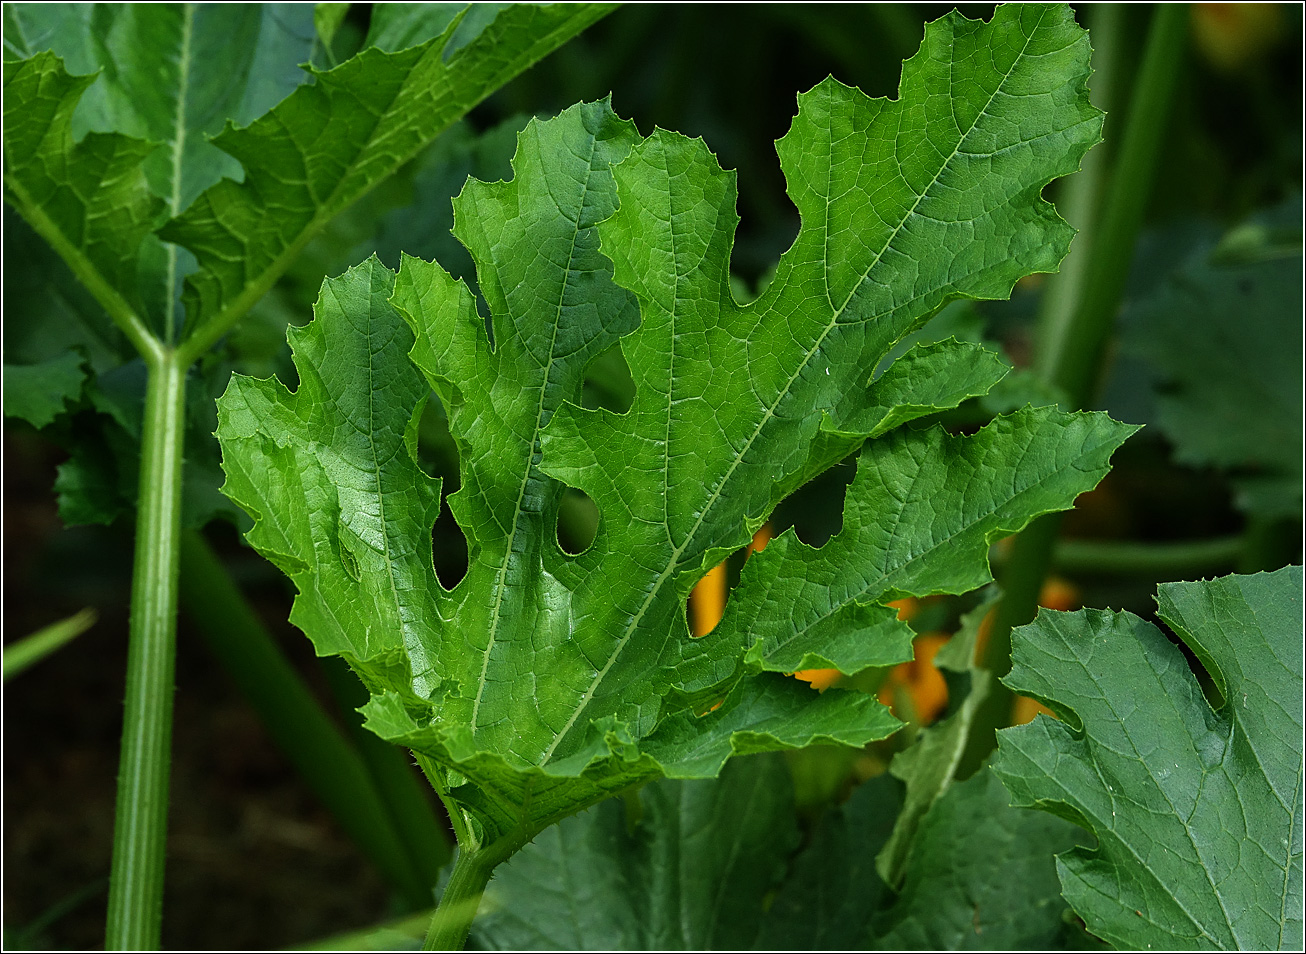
581, 343, 635, 413
432, 503, 469, 590
685, 525, 774, 638
687, 562, 730, 638
556, 487, 599, 556
419, 394, 468, 590
694, 696, 725, 717
769, 453, 858, 548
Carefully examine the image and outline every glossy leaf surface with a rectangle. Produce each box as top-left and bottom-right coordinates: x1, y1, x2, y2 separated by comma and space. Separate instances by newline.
217, 5, 1127, 848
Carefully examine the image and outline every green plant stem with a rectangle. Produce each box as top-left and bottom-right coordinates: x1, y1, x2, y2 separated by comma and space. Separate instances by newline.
178, 531, 447, 907
413, 752, 473, 848
986, 533, 1245, 578
1033, 5, 1123, 380
423, 847, 502, 951
1051, 534, 1244, 577
2, 606, 97, 682
963, 4, 1189, 773
1047, 2, 1189, 404
105, 349, 188, 951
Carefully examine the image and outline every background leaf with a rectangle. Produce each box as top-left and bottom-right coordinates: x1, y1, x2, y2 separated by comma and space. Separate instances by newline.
870, 766, 1087, 950
3, 3, 317, 336
2, 351, 87, 429
754, 773, 902, 950
472, 753, 799, 951
1122, 200, 1303, 519
473, 755, 1087, 951
993, 567, 1305, 950
875, 593, 1000, 888
2, 51, 163, 321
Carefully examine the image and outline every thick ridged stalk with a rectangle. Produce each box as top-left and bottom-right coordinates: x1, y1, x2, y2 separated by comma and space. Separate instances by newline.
423, 848, 501, 951
106, 349, 188, 950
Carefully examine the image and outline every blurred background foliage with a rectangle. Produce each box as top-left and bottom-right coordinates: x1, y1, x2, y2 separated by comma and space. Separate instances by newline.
4, 3, 1301, 949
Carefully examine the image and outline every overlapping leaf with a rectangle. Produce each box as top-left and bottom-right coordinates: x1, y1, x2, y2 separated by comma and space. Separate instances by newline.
4, 3, 317, 213
2, 351, 87, 429
994, 567, 1304, 950
218, 5, 1125, 846
2, 50, 163, 320
875, 593, 1000, 888
3, 3, 317, 336
870, 766, 1086, 949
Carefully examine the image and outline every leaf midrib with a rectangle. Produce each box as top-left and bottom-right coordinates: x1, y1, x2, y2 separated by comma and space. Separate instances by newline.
163, 2, 195, 345
471, 138, 597, 729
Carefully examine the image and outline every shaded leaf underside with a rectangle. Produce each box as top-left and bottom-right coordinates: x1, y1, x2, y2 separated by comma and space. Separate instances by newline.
471, 757, 1084, 951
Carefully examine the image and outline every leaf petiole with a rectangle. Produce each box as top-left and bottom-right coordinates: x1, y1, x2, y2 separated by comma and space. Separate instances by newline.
423, 846, 500, 951
105, 347, 188, 949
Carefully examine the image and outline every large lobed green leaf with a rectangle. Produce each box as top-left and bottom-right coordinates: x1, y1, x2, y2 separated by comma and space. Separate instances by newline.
160, 3, 616, 339
994, 567, 1305, 950
217, 5, 1129, 847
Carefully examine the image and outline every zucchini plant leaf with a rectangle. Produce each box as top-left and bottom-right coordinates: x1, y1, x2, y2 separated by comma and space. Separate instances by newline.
870, 766, 1087, 950
706, 407, 1136, 685
472, 753, 800, 951
993, 567, 1305, 950
2, 351, 88, 429
3, 3, 317, 337
755, 773, 903, 950
365, 3, 506, 54
1123, 200, 1303, 519
3, 3, 317, 211
2, 49, 163, 322
159, 3, 616, 337
217, 4, 1125, 852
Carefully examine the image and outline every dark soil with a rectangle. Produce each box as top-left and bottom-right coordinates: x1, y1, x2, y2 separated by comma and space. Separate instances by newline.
3, 428, 409, 950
